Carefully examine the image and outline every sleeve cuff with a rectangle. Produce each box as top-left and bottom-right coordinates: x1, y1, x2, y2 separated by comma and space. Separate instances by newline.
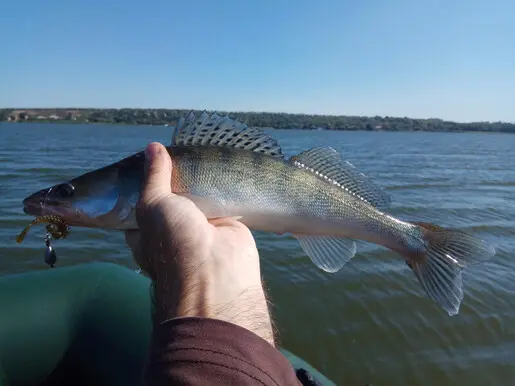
145, 316, 299, 385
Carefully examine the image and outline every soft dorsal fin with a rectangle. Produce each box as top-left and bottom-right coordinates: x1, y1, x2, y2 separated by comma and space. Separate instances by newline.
289, 146, 391, 208
171, 111, 284, 158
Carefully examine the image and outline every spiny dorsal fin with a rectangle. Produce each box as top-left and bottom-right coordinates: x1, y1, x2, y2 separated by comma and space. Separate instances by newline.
290, 146, 391, 208
171, 111, 284, 158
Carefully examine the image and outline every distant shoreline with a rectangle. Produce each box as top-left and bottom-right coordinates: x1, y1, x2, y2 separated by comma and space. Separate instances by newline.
1, 108, 514, 133
2, 120, 511, 134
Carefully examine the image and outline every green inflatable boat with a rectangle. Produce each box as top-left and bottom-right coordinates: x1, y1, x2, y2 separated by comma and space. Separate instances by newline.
0, 262, 335, 386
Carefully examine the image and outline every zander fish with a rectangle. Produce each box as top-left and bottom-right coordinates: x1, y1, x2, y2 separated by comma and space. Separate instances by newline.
22, 112, 496, 315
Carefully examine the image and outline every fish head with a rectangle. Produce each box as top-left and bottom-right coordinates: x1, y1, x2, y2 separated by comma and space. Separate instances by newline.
22, 152, 144, 228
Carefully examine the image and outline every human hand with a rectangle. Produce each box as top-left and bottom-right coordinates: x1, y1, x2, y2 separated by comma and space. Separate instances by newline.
125, 142, 275, 345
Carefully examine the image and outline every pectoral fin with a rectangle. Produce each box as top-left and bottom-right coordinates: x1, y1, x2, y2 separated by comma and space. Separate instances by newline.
293, 234, 357, 273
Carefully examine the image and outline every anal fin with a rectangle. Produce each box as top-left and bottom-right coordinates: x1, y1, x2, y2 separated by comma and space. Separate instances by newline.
293, 234, 357, 273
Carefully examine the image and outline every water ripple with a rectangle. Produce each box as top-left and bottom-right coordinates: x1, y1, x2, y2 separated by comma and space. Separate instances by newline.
1, 123, 514, 385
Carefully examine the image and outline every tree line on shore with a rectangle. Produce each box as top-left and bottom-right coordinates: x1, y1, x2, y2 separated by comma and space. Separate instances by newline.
1, 108, 514, 133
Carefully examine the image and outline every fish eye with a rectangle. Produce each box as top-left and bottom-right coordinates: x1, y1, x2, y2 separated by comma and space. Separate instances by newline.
54, 183, 75, 199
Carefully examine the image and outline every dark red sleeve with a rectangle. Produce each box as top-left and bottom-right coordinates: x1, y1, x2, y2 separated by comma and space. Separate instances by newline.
144, 317, 300, 386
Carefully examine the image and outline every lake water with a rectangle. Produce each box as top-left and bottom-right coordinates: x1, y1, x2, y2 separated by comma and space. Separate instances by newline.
1, 122, 514, 385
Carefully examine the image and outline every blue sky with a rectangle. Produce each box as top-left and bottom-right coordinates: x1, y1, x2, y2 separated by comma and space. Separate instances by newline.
1, 0, 514, 122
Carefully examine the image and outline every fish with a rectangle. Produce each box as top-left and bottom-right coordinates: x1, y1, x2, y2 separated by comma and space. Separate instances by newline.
22, 111, 496, 315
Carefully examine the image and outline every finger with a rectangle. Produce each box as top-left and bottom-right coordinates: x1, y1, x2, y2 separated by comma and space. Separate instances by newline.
143, 142, 172, 196
208, 217, 254, 239
138, 142, 173, 218
208, 216, 244, 227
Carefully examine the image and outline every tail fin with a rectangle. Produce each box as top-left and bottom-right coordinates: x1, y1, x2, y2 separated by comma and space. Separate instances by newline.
407, 222, 496, 316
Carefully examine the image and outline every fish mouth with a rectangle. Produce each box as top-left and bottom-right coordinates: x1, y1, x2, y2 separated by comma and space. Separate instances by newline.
23, 191, 45, 216
23, 189, 83, 226
22, 189, 56, 217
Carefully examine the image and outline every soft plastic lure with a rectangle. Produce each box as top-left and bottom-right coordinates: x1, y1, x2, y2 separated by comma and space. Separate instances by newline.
16, 215, 70, 243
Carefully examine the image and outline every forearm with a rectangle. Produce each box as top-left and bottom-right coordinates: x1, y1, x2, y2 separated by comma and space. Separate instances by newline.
152, 278, 276, 346
210, 286, 276, 346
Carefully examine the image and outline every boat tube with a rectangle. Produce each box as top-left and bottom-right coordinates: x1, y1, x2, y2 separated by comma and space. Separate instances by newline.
0, 262, 335, 386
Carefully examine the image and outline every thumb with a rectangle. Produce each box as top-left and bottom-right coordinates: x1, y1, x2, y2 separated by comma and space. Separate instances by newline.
138, 142, 172, 213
